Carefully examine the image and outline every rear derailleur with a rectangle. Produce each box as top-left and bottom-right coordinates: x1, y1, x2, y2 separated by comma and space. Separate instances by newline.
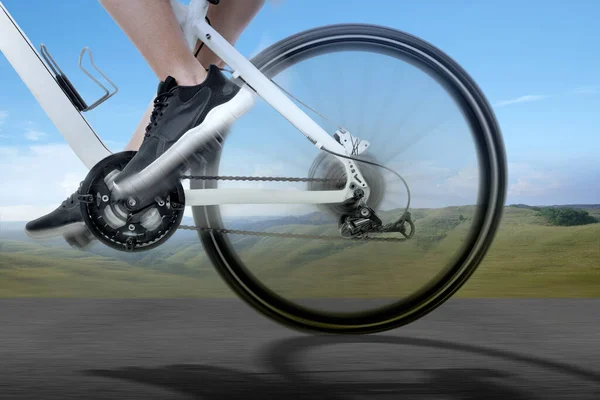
338, 191, 415, 240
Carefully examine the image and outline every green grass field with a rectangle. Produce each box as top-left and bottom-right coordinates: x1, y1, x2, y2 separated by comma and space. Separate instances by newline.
0, 205, 598, 298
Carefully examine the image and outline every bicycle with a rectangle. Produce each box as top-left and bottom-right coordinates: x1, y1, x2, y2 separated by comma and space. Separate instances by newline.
0, 0, 507, 334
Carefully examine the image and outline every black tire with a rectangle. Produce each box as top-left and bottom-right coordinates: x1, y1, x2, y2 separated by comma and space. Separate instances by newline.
190, 24, 507, 334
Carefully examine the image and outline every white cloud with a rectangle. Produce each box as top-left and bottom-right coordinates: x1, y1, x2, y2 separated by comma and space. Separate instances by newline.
0, 205, 57, 222
495, 86, 597, 109
340, 159, 479, 209
507, 162, 562, 198
398, 160, 452, 182
426, 164, 480, 207
24, 129, 47, 141
438, 165, 479, 192
387, 160, 569, 207
0, 144, 88, 221
494, 95, 550, 108
0, 146, 19, 157
571, 86, 598, 95
0, 142, 578, 224
0, 142, 318, 222
59, 172, 84, 196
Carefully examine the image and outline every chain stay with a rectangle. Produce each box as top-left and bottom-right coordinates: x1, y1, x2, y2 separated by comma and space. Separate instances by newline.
177, 174, 410, 242
180, 175, 345, 183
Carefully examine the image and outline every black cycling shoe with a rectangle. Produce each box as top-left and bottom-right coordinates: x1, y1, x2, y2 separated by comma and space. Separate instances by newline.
113, 64, 241, 204
24, 187, 95, 249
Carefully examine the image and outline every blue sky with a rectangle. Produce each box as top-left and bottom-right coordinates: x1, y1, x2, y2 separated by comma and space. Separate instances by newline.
0, 0, 599, 220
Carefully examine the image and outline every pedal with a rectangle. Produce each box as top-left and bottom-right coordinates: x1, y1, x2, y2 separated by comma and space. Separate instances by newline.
39, 44, 118, 112
64, 226, 96, 250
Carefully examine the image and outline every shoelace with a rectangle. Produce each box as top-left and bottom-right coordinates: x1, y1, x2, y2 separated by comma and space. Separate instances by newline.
60, 192, 79, 208
142, 65, 235, 139
60, 182, 84, 208
145, 92, 173, 138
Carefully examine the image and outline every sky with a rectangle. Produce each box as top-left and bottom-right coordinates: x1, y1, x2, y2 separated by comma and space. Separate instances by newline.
0, 0, 599, 221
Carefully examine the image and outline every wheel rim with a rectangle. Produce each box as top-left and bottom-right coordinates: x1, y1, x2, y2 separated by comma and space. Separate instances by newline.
192, 26, 505, 332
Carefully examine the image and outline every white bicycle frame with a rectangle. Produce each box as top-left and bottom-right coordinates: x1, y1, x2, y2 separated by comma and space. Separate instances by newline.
0, 0, 369, 207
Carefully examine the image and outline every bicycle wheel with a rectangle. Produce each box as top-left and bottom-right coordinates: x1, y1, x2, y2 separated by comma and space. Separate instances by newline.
190, 23, 507, 334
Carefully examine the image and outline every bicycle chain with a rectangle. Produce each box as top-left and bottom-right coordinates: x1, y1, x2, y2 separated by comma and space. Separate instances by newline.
177, 175, 408, 242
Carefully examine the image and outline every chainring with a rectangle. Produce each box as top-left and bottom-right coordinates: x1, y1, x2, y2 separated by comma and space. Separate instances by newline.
79, 151, 185, 253
307, 151, 386, 217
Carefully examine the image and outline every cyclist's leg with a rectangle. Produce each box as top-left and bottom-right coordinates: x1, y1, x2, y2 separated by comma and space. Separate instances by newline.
101, 0, 207, 85
25, 0, 265, 241
109, 0, 263, 196
124, 0, 265, 151
194, 0, 267, 68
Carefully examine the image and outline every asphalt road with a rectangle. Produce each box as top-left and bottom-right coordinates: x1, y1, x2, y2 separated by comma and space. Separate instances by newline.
0, 299, 599, 399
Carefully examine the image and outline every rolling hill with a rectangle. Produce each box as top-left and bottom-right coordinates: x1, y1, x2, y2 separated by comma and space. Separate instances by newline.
0, 204, 598, 298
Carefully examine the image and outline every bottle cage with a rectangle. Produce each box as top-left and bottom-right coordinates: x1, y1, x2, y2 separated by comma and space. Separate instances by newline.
40, 44, 118, 112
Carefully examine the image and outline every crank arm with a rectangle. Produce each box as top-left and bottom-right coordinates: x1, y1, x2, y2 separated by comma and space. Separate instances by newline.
124, 196, 185, 224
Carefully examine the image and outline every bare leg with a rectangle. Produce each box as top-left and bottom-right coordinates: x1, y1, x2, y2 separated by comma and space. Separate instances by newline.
194, 0, 266, 68
99, 0, 207, 85
117, 0, 266, 151
123, 98, 154, 151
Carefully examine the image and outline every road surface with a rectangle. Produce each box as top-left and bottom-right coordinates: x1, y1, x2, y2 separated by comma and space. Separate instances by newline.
0, 299, 599, 399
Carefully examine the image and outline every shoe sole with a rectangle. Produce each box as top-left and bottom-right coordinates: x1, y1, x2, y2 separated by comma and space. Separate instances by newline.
24, 221, 88, 240
111, 85, 256, 200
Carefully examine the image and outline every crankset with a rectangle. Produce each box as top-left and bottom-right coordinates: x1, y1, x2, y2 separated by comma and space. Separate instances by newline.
79, 151, 185, 253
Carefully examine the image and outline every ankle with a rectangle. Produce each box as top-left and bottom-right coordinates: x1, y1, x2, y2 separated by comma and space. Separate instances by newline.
172, 66, 208, 87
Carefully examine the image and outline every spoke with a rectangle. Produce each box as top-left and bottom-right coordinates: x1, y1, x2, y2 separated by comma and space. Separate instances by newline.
355, 58, 373, 140
379, 116, 453, 166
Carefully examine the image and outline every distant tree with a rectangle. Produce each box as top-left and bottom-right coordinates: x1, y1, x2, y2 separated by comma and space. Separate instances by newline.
508, 204, 540, 211
537, 207, 598, 226
459, 214, 464, 221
